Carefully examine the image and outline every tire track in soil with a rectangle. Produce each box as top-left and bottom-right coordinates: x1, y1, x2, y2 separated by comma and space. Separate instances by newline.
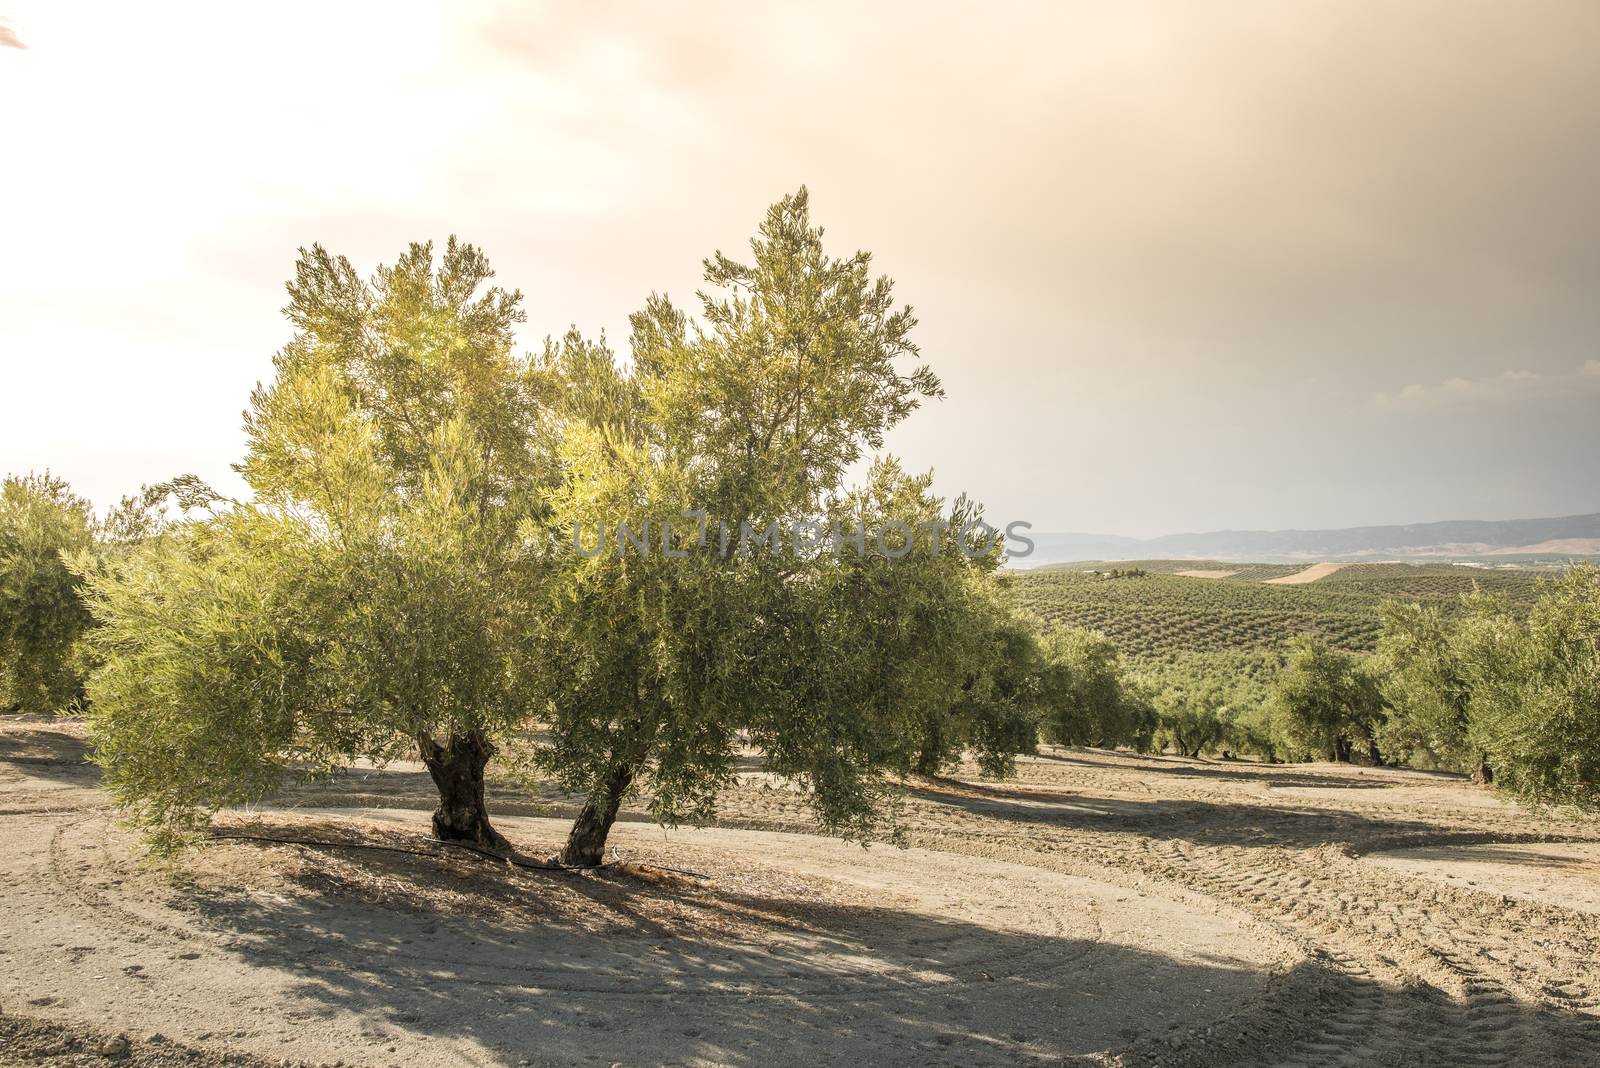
10, 726, 1600, 1066
887, 752, 1600, 1068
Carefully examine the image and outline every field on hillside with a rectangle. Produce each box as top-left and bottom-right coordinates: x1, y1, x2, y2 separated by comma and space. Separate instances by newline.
1007, 562, 1549, 660
5, 717, 1600, 1067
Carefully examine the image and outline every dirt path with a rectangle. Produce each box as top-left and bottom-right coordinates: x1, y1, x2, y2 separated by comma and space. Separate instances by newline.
4, 720, 1599, 1067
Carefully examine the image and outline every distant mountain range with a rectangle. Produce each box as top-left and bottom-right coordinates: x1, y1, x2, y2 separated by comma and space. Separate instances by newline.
1018, 513, 1600, 567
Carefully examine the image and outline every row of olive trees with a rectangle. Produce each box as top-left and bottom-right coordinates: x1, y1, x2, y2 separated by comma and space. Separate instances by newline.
1124, 650, 1285, 760
60, 191, 1118, 861
1252, 572, 1599, 811
1125, 574, 1599, 811
908, 615, 1157, 777
1373, 567, 1599, 809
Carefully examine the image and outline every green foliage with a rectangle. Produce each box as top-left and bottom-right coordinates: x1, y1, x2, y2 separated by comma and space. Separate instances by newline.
82, 238, 554, 841
1269, 635, 1386, 763
948, 606, 1048, 777
751, 467, 1008, 832
0, 473, 95, 713
1037, 626, 1132, 747
1371, 567, 1600, 808
637, 186, 941, 528
80, 512, 337, 835
533, 190, 980, 855
1373, 600, 1482, 773
911, 583, 1044, 779
1129, 651, 1282, 759
1453, 567, 1600, 809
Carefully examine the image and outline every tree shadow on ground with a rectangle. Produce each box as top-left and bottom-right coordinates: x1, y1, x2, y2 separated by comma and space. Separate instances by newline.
169, 832, 1600, 1068
1027, 749, 1432, 790
174, 834, 1284, 1066
0, 724, 100, 786
906, 778, 1449, 851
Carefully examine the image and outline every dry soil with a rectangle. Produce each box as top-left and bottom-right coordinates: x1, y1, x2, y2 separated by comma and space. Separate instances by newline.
2, 718, 1598, 1067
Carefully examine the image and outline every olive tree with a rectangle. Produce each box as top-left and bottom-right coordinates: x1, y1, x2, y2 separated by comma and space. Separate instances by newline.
1152, 684, 1226, 759
534, 189, 974, 864
82, 239, 553, 848
911, 601, 1044, 779
1374, 599, 1491, 780
1270, 635, 1386, 763
0, 472, 95, 713
1455, 566, 1600, 809
1038, 626, 1130, 748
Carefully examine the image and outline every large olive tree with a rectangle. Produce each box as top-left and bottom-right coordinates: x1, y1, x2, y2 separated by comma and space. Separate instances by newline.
82, 239, 554, 848
535, 190, 1007, 864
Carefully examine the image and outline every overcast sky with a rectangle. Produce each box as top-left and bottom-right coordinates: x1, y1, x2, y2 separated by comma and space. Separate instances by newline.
2, 1, 1598, 537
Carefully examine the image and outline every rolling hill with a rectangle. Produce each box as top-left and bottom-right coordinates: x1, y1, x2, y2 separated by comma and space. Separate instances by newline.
1020, 513, 1600, 567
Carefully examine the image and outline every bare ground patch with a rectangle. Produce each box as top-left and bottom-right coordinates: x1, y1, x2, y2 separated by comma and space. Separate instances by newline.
5, 723, 1600, 1066
1263, 562, 1350, 585
1364, 840, 1600, 915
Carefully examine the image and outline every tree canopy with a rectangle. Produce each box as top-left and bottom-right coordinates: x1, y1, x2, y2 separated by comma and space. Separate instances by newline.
84, 238, 554, 848
79, 191, 1043, 858
532, 190, 1002, 863
0, 473, 95, 714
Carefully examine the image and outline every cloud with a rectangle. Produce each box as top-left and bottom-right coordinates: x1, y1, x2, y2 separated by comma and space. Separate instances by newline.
4, 0, 1600, 529
0, 21, 25, 49
1376, 362, 1600, 411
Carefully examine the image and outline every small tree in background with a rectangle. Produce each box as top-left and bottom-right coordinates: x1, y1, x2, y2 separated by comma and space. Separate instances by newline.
1152, 683, 1226, 759
0, 473, 95, 713
1038, 626, 1130, 748
1270, 634, 1386, 763
1126, 650, 1283, 760
1118, 678, 1161, 754
912, 602, 1044, 779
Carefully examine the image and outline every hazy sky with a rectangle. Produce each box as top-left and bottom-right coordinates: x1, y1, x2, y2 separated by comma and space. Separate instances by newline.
3, 2, 1598, 536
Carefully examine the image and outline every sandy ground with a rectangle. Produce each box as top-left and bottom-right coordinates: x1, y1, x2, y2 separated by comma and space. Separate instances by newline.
1366, 842, 1600, 915
4, 720, 1600, 1067
1263, 563, 1349, 585
1175, 570, 1239, 579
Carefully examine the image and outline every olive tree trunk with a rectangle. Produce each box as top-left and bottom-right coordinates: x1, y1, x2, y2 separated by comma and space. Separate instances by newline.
1471, 753, 1494, 784
559, 761, 634, 866
1361, 727, 1384, 767
417, 729, 510, 852
913, 717, 946, 776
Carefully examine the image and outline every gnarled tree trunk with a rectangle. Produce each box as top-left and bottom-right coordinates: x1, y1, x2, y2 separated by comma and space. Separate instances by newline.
560, 761, 633, 866
1472, 752, 1494, 784
913, 717, 946, 776
417, 728, 509, 852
